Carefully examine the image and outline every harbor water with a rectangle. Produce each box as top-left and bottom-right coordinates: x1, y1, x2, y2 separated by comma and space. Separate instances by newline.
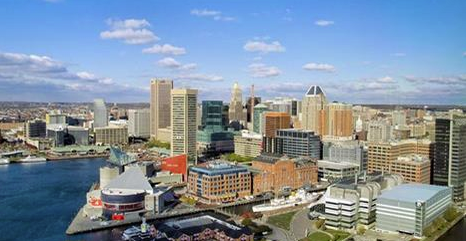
0, 159, 105, 241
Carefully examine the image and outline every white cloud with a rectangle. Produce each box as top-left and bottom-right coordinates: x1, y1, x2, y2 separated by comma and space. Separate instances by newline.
404, 75, 466, 86
302, 63, 336, 72
179, 63, 197, 70
243, 41, 285, 54
100, 18, 158, 45
315, 20, 334, 26
248, 63, 281, 78
190, 9, 235, 21
157, 57, 197, 70
176, 73, 223, 82
0, 51, 152, 99
377, 76, 394, 83
463, 51, 466, 57
391, 52, 406, 57
191, 9, 221, 16
142, 44, 186, 55
157, 57, 181, 68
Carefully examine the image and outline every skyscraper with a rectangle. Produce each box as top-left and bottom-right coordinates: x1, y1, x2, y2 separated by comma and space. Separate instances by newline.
326, 102, 353, 138
201, 100, 223, 130
150, 79, 173, 139
228, 82, 246, 123
433, 114, 466, 200
93, 99, 108, 128
302, 85, 327, 135
253, 103, 269, 134
128, 109, 150, 138
171, 89, 198, 163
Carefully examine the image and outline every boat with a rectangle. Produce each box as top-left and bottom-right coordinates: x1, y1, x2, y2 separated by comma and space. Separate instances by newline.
122, 218, 152, 241
19, 155, 47, 163
0, 158, 10, 165
122, 226, 141, 240
252, 189, 322, 212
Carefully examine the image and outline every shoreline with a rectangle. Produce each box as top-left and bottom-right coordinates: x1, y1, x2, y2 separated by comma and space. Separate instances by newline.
47, 154, 109, 161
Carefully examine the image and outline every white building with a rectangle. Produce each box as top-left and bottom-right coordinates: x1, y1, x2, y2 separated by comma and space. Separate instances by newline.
128, 109, 150, 138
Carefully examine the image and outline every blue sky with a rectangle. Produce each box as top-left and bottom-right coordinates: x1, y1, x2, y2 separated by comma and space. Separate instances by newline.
0, 0, 465, 104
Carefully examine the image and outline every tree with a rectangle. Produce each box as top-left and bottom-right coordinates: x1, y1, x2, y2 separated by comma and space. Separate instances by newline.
241, 218, 253, 227
443, 206, 459, 222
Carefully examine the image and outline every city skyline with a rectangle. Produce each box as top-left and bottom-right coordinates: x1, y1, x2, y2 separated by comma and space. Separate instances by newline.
0, 0, 465, 104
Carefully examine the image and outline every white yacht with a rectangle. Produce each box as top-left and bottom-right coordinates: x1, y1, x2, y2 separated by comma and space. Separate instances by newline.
253, 189, 322, 212
0, 158, 10, 165
19, 155, 47, 163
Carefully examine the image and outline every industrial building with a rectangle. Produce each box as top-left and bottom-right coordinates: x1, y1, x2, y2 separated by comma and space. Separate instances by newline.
376, 184, 452, 237
251, 155, 318, 194
324, 174, 404, 230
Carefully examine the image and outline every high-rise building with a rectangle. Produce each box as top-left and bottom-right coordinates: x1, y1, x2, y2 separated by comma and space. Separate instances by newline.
246, 97, 261, 123
392, 109, 407, 126
252, 103, 269, 134
264, 112, 291, 138
367, 139, 434, 175
323, 141, 367, 172
302, 85, 327, 135
201, 101, 223, 130
274, 129, 321, 159
228, 82, 246, 123
46, 112, 67, 125
367, 120, 392, 143
93, 99, 108, 128
150, 79, 173, 139
171, 89, 198, 163
326, 102, 353, 138
263, 112, 291, 153
433, 114, 466, 200
24, 119, 47, 139
128, 109, 150, 138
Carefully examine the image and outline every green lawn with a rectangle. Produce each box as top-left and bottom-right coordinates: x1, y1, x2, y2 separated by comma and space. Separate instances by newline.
301, 231, 332, 241
326, 229, 350, 241
266, 211, 297, 230
300, 230, 350, 241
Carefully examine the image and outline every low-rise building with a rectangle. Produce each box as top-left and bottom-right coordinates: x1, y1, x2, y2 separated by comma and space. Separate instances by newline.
251, 155, 318, 194
389, 155, 430, 184
324, 174, 404, 230
318, 160, 359, 182
234, 131, 262, 158
376, 184, 452, 237
273, 129, 321, 159
94, 126, 128, 145
187, 162, 252, 204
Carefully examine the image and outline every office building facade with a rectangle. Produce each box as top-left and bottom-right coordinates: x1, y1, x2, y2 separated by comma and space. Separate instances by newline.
187, 163, 251, 204
274, 129, 321, 159
94, 126, 128, 145
326, 102, 353, 138
150, 79, 173, 139
128, 109, 150, 138
93, 99, 108, 128
433, 114, 466, 200
376, 184, 452, 237
171, 89, 198, 162
25, 119, 47, 139
302, 85, 327, 135
234, 131, 263, 158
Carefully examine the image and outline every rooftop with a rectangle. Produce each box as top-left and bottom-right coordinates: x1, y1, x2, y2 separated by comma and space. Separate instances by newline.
190, 162, 249, 176
305, 85, 325, 96
103, 167, 153, 194
379, 184, 450, 203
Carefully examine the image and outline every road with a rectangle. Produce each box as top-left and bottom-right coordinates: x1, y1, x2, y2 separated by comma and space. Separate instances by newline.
291, 207, 315, 240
